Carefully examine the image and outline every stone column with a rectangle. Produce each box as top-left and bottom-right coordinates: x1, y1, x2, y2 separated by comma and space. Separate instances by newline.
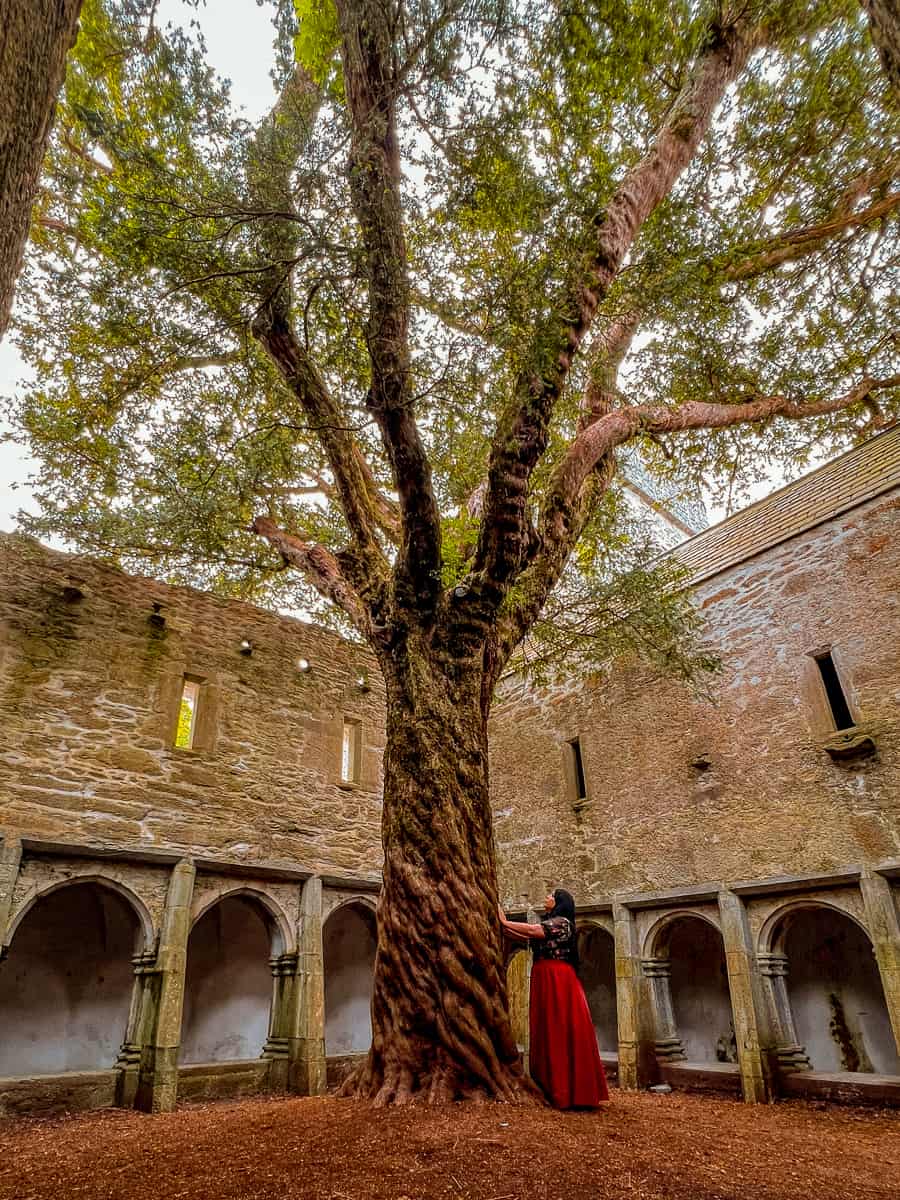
506, 947, 531, 1074
860, 870, 900, 1060
757, 952, 810, 1073
285, 876, 327, 1095
135, 859, 195, 1113
641, 957, 686, 1061
613, 902, 657, 1088
0, 836, 22, 958
115, 949, 158, 1107
262, 951, 299, 1092
717, 889, 773, 1102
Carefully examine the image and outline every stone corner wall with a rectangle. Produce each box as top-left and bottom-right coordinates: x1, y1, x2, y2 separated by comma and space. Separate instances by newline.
489, 488, 900, 906
0, 534, 386, 876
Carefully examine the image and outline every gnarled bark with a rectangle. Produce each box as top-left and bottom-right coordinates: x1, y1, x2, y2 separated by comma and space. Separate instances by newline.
0, 0, 83, 336
342, 638, 534, 1105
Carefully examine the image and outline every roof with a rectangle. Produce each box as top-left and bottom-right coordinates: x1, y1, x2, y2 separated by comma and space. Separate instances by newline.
673, 424, 900, 584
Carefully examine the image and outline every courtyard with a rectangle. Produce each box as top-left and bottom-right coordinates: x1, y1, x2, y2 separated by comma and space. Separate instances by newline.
1, 1090, 897, 1200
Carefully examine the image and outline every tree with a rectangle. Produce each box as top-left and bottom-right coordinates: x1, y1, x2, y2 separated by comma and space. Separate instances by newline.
0, 0, 84, 335
5, 0, 899, 1103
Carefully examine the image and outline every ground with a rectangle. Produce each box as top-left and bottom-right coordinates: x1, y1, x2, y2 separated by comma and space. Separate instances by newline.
1, 1091, 897, 1200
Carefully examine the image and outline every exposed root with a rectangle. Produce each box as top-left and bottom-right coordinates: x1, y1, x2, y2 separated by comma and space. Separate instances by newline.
338, 1054, 542, 1107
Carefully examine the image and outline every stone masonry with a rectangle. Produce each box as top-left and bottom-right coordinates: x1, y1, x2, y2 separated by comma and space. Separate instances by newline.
1, 428, 899, 1114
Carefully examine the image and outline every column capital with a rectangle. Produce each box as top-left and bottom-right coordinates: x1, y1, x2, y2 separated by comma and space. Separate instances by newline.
641, 957, 672, 979
757, 952, 789, 977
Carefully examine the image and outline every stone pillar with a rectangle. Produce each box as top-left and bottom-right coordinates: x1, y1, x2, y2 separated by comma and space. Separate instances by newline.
757, 952, 811, 1073
860, 870, 900, 1059
135, 859, 195, 1113
115, 949, 158, 1107
0, 836, 22, 959
641, 957, 686, 1061
613, 903, 657, 1088
285, 876, 327, 1095
506, 947, 531, 1074
262, 951, 299, 1092
717, 889, 773, 1102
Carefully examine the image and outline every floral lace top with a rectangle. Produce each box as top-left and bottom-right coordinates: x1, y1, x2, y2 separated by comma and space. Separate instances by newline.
532, 915, 576, 965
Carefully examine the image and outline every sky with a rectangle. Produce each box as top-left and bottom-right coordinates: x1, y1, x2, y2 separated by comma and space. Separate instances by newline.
0, 0, 778, 544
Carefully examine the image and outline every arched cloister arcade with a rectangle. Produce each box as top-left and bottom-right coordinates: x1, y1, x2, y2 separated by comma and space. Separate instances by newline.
180, 892, 282, 1064
759, 901, 900, 1077
0, 879, 146, 1077
323, 900, 377, 1058
643, 912, 736, 1065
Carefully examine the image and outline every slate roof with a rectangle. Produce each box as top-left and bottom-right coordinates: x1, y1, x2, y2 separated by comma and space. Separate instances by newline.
673, 424, 900, 584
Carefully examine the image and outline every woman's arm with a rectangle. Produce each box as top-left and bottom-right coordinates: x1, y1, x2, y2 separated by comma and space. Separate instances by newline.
497, 904, 545, 940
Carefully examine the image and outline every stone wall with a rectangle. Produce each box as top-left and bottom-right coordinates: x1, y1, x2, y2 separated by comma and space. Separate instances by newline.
0, 534, 386, 876
489, 489, 900, 907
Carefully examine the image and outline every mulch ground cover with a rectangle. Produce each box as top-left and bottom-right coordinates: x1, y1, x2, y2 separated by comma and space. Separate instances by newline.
0, 1089, 897, 1200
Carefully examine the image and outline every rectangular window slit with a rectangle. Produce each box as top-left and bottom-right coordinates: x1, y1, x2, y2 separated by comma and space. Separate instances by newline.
568, 737, 587, 803
814, 651, 853, 731
341, 719, 362, 784
175, 678, 201, 749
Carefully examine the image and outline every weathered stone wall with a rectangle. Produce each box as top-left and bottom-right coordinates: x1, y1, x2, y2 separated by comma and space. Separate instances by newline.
490, 489, 900, 906
0, 535, 386, 876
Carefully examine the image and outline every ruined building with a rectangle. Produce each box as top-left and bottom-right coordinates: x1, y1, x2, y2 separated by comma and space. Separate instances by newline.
1, 426, 899, 1114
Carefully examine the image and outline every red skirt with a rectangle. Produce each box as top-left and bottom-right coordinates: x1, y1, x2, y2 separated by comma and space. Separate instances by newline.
529, 958, 609, 1110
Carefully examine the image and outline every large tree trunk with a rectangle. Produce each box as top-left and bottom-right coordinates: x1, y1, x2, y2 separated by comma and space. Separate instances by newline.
862, 0, 900, 102
0, 0, 83, 336
344, 636, 535, 1104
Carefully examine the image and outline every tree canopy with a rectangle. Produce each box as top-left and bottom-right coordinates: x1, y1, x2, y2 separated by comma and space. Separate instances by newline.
5, 0, 896, 669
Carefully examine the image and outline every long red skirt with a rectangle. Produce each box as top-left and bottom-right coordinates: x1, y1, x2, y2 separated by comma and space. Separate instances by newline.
529, 959, 609, 1110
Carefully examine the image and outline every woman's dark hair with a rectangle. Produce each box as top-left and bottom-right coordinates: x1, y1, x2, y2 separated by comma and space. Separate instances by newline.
548, 888, 579, 969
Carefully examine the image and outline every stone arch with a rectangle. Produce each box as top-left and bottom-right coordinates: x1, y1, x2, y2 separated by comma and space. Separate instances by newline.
7, 873, 154, 953
757, 897, 868, 958
323, 899, 377, 1057
644, 911, 734, 1065
0, 879, 143, 1076
642, 907, 722, 962
190, 885, 292, 956
578, 919, 618, 1054
180, 892, 279, 1064
761, 899, 898, 1075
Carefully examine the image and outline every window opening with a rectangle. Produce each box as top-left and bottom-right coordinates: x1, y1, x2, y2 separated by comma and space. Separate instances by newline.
341, 719, 362, 784
814, 652, 853, 731
175, 678, 201, 749
568, 737, 587, 803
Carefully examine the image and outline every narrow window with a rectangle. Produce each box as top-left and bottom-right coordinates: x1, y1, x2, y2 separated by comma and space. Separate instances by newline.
341, 719, 362, 784
175, 678, 201, 749
814, 652, 854, 731
568, 737, 587, 804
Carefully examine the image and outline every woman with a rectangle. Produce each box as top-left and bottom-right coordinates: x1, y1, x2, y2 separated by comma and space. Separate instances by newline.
499, 888, 609, 1110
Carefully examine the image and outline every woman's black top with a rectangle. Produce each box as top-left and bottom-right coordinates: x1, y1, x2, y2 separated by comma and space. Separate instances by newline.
532, 915, 577, 966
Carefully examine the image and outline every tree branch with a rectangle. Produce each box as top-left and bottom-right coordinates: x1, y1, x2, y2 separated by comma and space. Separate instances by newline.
725, 190, 900, 281
250, 514, 372, 635
336, 0, 442, 613
471, 13, 764, 597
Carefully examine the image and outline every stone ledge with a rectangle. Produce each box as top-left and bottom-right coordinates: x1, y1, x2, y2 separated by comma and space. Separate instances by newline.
659, 1061, 742, 1096
780, 1070, 900, 1107
620, 885, 721, 911
326, 1052, 367, 1089
730, 868, 862, 897
177, 1060, 271, 1102
0, 1069, 118, 1118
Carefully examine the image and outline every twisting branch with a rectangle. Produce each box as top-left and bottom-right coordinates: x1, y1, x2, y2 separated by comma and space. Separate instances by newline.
251, 515, 372, 635
335, 0, 442, 613
496, 374, 900, 666
471, 12, 765, 598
